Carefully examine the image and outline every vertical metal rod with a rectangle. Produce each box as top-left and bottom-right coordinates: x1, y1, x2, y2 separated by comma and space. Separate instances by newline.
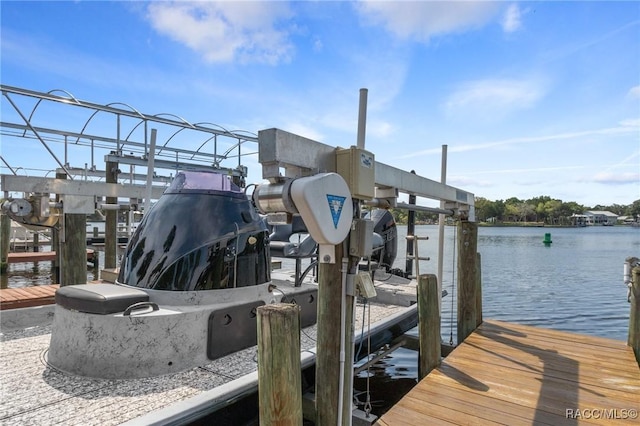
437, 144, 448, 313
144, 120, 148, 156
116, 114, 121, 154
214, 135, 218, 165
356, 88, 368, 149
405, 171, 417, 277
144, 129, 157, 214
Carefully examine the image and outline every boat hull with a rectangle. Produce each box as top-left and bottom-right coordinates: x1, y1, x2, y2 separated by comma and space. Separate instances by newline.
47, 282, 318, 379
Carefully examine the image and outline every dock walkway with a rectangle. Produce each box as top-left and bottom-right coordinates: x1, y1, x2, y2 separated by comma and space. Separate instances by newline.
0, 284, 59, 310
6, 249, 95, 264
377, 319, 640, 425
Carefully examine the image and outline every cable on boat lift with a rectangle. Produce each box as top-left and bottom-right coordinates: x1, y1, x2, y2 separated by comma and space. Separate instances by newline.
449, 222, 457, 346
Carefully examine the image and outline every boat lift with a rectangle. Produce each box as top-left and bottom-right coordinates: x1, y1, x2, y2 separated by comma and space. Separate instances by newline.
1, 85, 476, 425
250, 90, 474, 425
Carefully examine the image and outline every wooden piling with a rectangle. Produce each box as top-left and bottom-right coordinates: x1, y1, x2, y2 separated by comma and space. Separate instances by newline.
105, 160, 118, 269
53, 171, 87, 286
629, 266, 640, 366
457, 219, 478, 344
418, 274, 441, 379
476, 252, 483, 328
0, 210, 10, 274
52, 172, 66, 283
60, 213, 87, 286
257, 303, 302, 426
316, 244, 344, 426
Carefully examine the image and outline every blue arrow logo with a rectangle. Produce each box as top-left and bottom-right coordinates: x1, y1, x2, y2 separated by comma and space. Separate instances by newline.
326, 194, 346, 228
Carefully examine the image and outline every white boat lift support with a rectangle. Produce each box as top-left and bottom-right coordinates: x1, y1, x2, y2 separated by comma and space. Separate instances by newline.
257, 128, 475, 221
255, 127, 475, 425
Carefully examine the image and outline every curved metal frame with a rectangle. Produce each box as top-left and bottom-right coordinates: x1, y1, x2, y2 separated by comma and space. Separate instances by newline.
0, 84, 259, 184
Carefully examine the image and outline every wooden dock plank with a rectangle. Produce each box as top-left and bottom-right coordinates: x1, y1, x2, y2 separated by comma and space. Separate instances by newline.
444, 353, 640, 404
400, 382, 565, 426
475, 322, 634, 361
451, 341, 640, 388
0, 284, 59, 310
7, 249, 94, 264
471, 323, 640, 378
377, 319, 640, 425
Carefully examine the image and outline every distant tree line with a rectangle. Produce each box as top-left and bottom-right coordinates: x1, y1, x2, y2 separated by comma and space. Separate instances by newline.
387, 197, 640, 226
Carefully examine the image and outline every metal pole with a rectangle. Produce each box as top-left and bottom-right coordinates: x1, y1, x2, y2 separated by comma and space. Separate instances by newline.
356, 88, 368, 149
437, 144, 448, 313
144, 129, 157, 214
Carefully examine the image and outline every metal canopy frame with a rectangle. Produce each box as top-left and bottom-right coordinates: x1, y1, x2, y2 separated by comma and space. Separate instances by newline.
0, 85, 258, 189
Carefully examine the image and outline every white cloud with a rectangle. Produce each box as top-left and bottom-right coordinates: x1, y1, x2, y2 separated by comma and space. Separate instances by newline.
355, 1, 500, 41
312, 37, 323, 52
502, 4, 522, 33
146, 1, 293, 64
399, 122, 640, 158
443, 77, 546, 119
592, 172, 640, 185
628, 85, 640, 99
620, 118, 640, 127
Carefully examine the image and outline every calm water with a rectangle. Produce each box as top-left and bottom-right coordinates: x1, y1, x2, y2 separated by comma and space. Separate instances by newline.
352, 224, 640, 418
399, 224, 639, 343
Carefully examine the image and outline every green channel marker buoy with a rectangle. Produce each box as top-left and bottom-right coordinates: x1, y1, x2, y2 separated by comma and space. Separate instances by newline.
543, 233, 552, 245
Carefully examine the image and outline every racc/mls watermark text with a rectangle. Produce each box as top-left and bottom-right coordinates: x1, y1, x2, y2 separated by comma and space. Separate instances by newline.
566, 408, 638, 420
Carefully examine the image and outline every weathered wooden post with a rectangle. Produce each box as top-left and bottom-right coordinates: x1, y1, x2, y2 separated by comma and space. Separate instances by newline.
59, 198, 87, 286
0, 205, 11, 275
52, 171, 67, 283
316, 244, 344, 426
257, 303, 302, 426
476, 252, 483, 328
104, 159, 118, 270
457, 219, 478, 344
418, 274, 441, 379
629, 266, 640, 366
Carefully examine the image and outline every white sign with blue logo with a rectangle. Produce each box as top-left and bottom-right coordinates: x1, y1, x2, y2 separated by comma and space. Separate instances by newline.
326, 194, 346, 228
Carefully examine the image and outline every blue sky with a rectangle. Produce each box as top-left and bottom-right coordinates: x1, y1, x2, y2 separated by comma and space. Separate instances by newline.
1, 1, 639, 208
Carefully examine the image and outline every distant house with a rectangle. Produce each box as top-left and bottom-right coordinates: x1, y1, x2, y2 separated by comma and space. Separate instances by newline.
570, 214, 588, 227
618, 215, 638, 225
584, 210, 618, 226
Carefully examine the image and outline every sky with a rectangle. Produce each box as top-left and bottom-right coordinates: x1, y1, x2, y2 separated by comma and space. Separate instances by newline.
1, 0, 639, 209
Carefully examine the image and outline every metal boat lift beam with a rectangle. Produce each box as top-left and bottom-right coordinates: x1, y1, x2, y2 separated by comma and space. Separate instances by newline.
103, 154, 246, 177
1, 175, 166, 200
258, 128, 475, 218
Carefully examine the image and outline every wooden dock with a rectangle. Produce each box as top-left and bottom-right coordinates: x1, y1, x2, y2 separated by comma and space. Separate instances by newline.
6, 249, 95, 264
377, 319, 640, 425
0, 284, 59, 310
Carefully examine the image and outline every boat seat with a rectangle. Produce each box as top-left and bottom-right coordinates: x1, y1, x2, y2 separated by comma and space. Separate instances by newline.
269, 216, 317, 259
269, 216, 317, 286
55, 283, 149, 315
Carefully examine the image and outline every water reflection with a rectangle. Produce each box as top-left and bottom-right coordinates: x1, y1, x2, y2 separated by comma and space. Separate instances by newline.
353, 347, 418, 417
